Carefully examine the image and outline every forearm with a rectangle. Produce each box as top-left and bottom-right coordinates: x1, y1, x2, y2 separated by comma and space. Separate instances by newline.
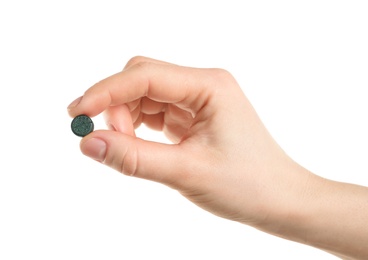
303, 179, 368, 259
260, 165, 368, 259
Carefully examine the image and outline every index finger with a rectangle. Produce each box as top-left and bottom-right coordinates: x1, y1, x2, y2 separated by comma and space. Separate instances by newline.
67, 61, 212, 118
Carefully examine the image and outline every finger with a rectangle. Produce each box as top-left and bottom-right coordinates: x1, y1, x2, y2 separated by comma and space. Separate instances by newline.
139, 102, 193, 142
163, 105, 193, 142
141, 113, 164, 131
103, 104, 135, 136
130, 104, 142, 125
133, 111, 143, 129
67, 61, 210, 118
80, 130, 189, 188
140, 97, 166, 115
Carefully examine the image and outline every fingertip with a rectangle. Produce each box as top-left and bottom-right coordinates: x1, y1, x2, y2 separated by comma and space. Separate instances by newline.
67, 96, 83, 115
67, 86, 111, 118
79, 130, 135, 174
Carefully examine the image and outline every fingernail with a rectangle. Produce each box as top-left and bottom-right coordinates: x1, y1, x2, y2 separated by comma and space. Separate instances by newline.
81, 138, 107, 162
67, 96, 83, 110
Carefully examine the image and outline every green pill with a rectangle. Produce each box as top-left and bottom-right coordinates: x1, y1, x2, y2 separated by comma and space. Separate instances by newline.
71, 115, 94, 137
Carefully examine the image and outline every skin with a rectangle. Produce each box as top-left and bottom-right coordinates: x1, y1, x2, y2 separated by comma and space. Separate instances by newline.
68, 56, 368, 259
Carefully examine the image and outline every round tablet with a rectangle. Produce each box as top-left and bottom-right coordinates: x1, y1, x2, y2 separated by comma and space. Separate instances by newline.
71, 115, 94, 137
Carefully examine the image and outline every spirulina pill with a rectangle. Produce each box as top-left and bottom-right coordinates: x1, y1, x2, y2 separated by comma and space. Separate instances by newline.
71, 115, 94, 137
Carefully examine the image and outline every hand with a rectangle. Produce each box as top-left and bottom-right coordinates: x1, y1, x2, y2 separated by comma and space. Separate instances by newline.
68, 57, 368, 259
67, 56, 312, 226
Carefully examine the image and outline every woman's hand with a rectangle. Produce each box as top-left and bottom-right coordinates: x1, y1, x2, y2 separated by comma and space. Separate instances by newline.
68, 56, 368, 259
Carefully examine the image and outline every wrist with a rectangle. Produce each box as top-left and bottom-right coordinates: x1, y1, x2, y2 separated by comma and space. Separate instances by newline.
255, 163, 368, 259
252, 160, 323, 241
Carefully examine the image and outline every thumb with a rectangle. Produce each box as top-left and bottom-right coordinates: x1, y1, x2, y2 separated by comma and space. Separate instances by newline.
80, 130, 187, 186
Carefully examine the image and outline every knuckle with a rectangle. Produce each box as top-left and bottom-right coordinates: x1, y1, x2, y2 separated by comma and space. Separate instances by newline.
208, 68, 236, 86
203, 68, 241, 96
120, 143, 139, 176
104, 141, 139, 177
125, 56, 149, 69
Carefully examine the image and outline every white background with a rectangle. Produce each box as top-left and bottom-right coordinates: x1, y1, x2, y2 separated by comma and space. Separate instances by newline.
0, 1, 367, 259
